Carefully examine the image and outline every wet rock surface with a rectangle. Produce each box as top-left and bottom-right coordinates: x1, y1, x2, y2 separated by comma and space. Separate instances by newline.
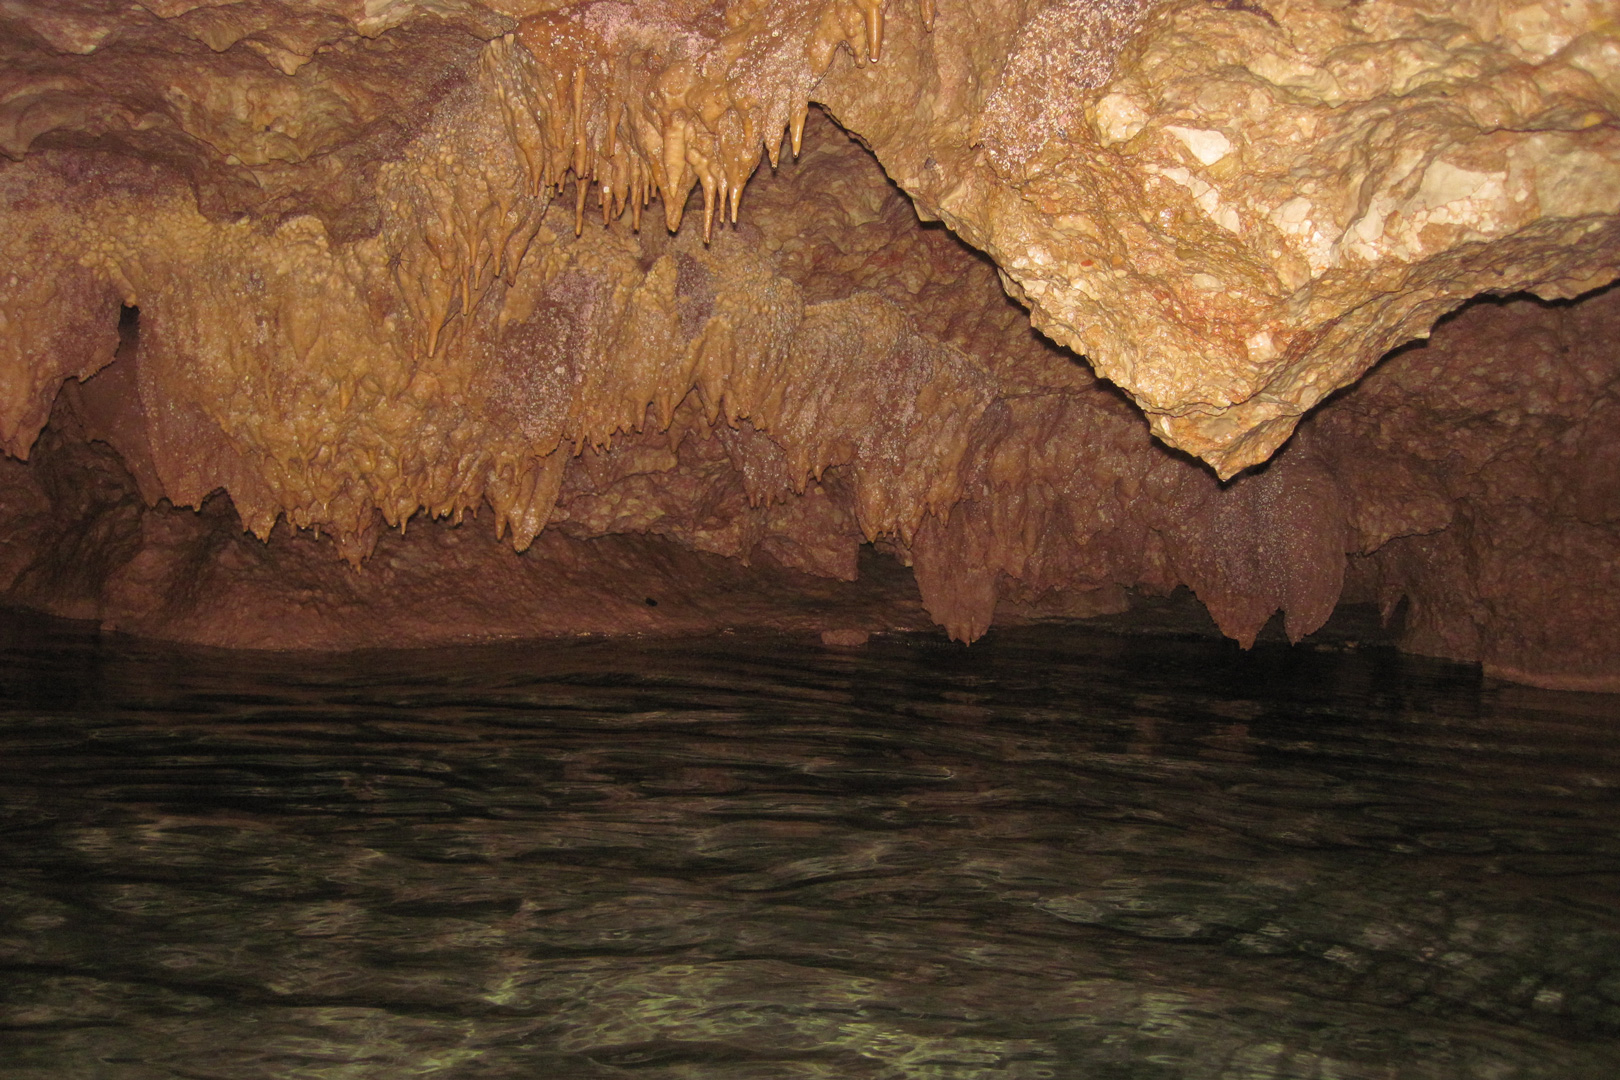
0, 1, 1617, 685
1, 615, 1618, 1077
6, 260, 1619, 689
823, 0, 1620, 472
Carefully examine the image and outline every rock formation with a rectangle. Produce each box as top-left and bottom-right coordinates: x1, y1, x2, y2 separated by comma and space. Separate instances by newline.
0, 0, 1617, 688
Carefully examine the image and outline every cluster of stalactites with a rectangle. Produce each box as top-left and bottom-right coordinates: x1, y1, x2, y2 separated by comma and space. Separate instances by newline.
499, 0, 934, 242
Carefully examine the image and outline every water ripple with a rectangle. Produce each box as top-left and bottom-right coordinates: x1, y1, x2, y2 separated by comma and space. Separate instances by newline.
1, 618, 1617, 1077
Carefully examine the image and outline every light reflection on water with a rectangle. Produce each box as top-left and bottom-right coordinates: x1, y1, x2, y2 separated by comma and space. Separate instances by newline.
1, 614, 1618, 1078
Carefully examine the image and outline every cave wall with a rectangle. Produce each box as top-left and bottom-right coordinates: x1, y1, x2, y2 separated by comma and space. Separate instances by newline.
0, 0, 1617, 686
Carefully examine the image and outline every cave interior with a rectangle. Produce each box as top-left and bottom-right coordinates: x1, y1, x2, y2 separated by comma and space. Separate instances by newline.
0, 0, 1617, 690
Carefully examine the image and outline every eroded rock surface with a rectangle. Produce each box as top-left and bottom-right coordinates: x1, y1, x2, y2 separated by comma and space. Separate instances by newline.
0, 0, 1616, 687
828, 0, 1620, 474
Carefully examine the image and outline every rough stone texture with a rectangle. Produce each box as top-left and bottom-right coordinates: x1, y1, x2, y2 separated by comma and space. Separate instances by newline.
0, 0, 1617, 688
819, 0, 1620, 474
1334, 287, 1620, 692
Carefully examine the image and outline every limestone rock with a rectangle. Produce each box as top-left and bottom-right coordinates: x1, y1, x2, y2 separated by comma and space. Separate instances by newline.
1333, 286, 1620, 692
818, 0, 1620, 474
0, 0, 1616, 688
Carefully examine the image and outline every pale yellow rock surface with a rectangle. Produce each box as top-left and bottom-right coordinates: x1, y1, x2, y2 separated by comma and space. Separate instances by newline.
3, 0, 1615, 484
818, 0, 1620, 474
0, 0, 1617, 682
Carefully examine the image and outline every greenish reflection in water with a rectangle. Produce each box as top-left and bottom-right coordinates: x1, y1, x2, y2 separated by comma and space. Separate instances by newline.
0, 613, 1617, 1078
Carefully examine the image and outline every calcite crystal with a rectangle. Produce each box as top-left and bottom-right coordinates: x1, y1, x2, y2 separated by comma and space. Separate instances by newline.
0, 0, 1617, 687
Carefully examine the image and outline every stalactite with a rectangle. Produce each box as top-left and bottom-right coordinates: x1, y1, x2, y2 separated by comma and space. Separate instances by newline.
0, 0, 1615, 688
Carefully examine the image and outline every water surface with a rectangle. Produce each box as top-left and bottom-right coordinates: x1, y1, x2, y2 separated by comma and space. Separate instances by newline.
2, 614, 1618, 1078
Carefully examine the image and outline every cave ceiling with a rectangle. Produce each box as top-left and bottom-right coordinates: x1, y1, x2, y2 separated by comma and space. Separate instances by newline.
0, 0, 1618, 685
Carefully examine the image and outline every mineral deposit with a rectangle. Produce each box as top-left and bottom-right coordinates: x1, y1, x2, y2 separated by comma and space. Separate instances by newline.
0, 0, 1616, 687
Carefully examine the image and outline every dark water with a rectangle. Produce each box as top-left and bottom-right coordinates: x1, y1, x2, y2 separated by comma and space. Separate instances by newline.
2, 614, 1618, 1079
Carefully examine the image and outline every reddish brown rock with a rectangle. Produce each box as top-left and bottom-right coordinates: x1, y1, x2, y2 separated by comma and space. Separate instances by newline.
1332, 286, 1620, 692
0, 1, 1615, 690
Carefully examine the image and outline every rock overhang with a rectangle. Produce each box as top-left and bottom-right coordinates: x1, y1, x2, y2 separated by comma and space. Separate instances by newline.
0, 0, 1617, 685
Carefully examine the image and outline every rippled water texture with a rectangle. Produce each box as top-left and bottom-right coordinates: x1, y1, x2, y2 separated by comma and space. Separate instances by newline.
2, 613, 1619, 1079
